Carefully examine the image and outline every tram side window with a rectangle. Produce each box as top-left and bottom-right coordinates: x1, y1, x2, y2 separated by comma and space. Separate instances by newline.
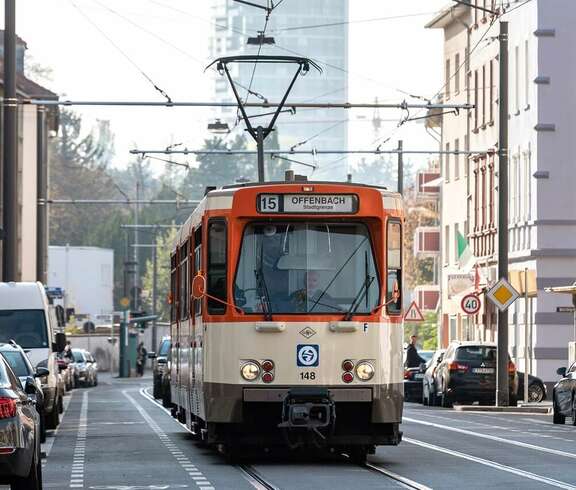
170, 254, 177, 322
179, 242, 189, 320
386, 221, 402, 314
207, 219, 227, 314
194, 226, 202, 316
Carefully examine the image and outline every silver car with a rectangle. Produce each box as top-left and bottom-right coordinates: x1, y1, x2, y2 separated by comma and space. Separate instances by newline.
72, 349, 98, 387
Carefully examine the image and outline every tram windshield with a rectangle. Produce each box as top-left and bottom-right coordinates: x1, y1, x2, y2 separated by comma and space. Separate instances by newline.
234, 222, 380, 315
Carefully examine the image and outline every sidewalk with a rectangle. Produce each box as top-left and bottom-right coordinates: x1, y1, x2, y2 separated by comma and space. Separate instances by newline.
454, 401, 552, 414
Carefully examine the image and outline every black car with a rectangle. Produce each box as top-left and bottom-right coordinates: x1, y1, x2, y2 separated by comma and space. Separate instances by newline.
431, 341, 518, 407
552, 362, 576, 425
403, 349, 434, 402
0, 354, 42, 489
517, 371, 547, 403
148, 337, 171, 399
422, 349, 445, 406
0, 343, 48, 443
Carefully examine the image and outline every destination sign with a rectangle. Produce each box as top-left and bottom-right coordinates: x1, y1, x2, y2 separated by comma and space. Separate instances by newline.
258, 194, 358, 214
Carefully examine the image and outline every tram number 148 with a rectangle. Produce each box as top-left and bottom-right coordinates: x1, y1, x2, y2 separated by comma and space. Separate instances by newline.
300, 371, 316, 380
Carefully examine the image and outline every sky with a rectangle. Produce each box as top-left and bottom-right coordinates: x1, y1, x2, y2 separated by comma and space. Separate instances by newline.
3, 0, 449, 176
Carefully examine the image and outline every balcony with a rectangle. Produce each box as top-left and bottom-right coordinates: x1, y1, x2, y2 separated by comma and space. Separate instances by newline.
414, 226, 440, 258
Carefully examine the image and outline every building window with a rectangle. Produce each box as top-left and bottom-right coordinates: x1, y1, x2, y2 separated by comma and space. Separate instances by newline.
445, 58, 451, 99
455, 53, 460, 94
525, 40, 530, 108
526, 146, 532, 220
482, 65, 486, 126
464, 135, 469, 177
489, 59, 494, 123
481, 164, 486, 229
454, 139, 460, 180
515, 45, 520, 114
474, 70, 479, 130
454, 223, 460, 265
445, 142, 450, 182
444, 225, 450, 264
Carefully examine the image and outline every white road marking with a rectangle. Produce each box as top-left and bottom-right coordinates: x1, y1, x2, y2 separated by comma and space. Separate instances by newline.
124, 390, 214, 489
69, 391, 88, 489
404, 416, 576, 460
405, 437, 576, 490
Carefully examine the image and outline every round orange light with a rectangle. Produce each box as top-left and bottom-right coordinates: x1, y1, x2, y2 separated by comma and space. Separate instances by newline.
342, 360, 354, 372
261, 360, 274, 372
342, 372, 354, 384
262, 372, 274, 383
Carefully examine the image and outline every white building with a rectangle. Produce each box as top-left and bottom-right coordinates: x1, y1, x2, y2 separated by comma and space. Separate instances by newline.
48, 246, 114, 324
427, 1, 576, 385
209, 0, 349, 179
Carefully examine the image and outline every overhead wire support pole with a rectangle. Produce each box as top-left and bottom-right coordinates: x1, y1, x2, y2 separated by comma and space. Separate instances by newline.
397, 140, 403, 195
497, 21, 510, 407
2, 0, 18, 281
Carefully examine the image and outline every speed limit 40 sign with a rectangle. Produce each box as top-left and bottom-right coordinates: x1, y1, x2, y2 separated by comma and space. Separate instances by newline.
461, 293, 481, 315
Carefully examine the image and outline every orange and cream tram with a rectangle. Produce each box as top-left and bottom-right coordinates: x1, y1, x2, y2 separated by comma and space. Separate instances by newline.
169, 177, 404, 461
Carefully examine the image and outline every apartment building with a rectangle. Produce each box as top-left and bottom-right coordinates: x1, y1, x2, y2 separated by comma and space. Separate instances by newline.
427, 1, 576, 384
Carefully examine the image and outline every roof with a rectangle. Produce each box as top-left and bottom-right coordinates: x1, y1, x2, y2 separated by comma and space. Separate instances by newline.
425, 4, 469, 29
0, 57, 58, 100
0, 282, 47, 310
449, 340, 497, 347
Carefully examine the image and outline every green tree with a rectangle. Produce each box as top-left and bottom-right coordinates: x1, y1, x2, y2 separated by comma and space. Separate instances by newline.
405, 312, 438, 350
142, 228, 178, 322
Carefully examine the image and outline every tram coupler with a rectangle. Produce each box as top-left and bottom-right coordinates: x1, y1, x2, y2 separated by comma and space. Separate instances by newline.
278, 387, 335, 430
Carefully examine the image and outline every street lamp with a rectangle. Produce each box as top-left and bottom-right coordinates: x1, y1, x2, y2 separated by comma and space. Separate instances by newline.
207, 119, 230, 134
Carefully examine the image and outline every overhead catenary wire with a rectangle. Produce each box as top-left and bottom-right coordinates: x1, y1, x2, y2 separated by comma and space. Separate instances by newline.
68, 0, 173, 103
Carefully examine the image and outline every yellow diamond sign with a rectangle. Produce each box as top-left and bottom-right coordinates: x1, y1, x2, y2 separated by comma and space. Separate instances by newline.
486, 278, 520, 312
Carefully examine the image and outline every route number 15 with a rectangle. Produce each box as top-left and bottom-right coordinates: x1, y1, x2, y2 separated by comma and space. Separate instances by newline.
259, 195, 280, 213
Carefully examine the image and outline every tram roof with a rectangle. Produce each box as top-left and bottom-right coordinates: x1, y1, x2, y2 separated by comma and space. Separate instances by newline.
172, 180, 400, 249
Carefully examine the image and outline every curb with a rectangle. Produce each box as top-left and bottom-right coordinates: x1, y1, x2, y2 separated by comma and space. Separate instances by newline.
453, 405, 552, 414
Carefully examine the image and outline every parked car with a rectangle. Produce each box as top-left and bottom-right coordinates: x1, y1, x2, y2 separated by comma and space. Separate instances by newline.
422, 349, 446, 406
552, 362, 576, 425
0, 282, 66, 432
0, 342, 48, 443
429, 341, 518, 407
0, 353, 42, 489
72, 349, 98, 387
517, 371, 547, 403
57, 352, 76, 391
403, 349, 435, 402
148, 337, 171, 399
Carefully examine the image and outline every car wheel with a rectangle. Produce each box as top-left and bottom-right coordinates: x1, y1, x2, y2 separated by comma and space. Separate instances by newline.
422, 383, 429, 406
528, 383, 545, 403
94, 376, 98, 387
553, 398, 566, 425
39, 411, 47, 444
430, 389, 437, 407
46, 401, 59, 430
11, 439, 41, 490
509, 395, 518, 407
571, 397, 576, 427
58, 395, 64, 414
441, 393, 453, 408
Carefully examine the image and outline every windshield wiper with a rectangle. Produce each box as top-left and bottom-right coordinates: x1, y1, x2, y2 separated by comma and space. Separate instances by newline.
344, 275, 375, 321
254, 268, 272, 321
309, 237, 368, 312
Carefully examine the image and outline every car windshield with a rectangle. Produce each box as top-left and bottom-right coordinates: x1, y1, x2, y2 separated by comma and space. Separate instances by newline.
159, 340, 170, 356
0, 351, 30, 377
234, 222, 380, 314
73, 351, 85, 363
0, 310, 49, 349
456, 346, 496, 362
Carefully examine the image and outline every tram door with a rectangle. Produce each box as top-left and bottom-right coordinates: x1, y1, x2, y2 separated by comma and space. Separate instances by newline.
190, 225, 202, 419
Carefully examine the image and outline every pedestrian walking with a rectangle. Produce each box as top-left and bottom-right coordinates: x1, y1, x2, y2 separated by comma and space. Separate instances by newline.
405, 335, 426, 368
136, 342, 147, 376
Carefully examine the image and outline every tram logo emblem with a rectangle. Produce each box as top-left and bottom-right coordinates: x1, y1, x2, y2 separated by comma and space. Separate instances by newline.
297, 344, 319, 367
299, 327, 317, 339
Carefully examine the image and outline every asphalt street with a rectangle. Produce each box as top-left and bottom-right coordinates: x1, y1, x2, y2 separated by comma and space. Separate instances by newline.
31, 374, 576, 490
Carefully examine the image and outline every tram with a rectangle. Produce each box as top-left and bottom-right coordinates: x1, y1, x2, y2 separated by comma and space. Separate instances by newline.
169, 175, 405, 461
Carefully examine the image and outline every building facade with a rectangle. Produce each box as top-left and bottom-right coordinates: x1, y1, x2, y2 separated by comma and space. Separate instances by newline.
209, 0, 349, 179
0, 32, 58, 282
428, 1, 576, 385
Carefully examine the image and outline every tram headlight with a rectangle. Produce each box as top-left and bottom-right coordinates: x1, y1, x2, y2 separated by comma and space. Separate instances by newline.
355, 361, 375, 381
240, 361, 260, 381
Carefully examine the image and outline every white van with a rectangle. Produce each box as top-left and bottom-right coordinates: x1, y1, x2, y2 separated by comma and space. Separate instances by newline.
0, 282, 64, 430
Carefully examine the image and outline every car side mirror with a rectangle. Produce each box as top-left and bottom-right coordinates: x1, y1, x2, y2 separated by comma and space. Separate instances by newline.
35, 367, 49, 378
24, 377, 37, 395
147, 352, 157, 359
557, 367, 567, 377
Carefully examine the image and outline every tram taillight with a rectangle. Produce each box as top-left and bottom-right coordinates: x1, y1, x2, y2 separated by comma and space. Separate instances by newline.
261, 360, 275, 372
262, 372, 274, 383
342, 372, 354, 383
341, 360, 354, 372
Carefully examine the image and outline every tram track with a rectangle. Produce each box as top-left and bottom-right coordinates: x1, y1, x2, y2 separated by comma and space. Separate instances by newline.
140, 387, 428, 489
